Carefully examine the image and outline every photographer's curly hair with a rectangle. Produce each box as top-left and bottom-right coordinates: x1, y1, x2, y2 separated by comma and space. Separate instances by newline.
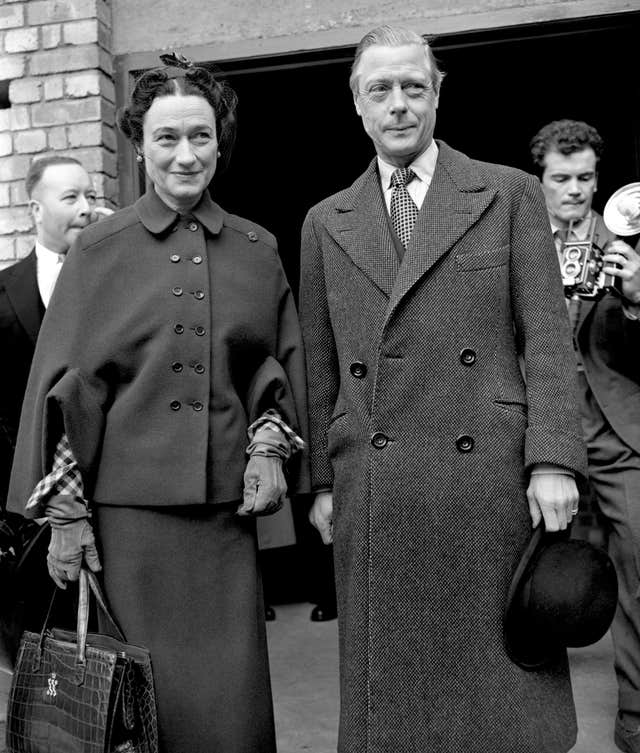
118, 59, 238, 173
529, 119, 604, 178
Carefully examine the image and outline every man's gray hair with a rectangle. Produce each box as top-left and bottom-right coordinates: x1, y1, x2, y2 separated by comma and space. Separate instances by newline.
349, 25, 445, 95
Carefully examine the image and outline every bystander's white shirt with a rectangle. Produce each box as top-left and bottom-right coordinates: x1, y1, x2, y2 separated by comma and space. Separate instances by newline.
35, 241, 65, 308
378, 140, 439, 213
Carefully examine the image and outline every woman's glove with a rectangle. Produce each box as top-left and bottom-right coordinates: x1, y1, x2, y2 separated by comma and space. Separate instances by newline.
46, 495, 101, 589
237, 427, 289, 516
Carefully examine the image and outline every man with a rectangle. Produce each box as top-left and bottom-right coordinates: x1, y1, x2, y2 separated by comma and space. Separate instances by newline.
0, 155, 106, 510
0, 156, 109, 668
299, 26, 586, 753
531, 119, 640, 753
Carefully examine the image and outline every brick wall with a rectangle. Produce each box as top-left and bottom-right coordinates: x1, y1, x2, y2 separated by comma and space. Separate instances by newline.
0, 0, 117, 270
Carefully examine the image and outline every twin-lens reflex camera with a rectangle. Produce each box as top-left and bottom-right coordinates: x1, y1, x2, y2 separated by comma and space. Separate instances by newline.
559, 217, 617, 300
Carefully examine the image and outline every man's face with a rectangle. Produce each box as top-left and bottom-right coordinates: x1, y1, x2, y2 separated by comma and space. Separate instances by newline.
30, 163, 96, 253
353, 44, 439, 167
540, 148, 598, 229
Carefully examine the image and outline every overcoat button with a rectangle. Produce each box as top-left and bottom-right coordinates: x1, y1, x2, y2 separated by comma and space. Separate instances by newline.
247, 231, 258, 242
350, 361, 367, 378
170, 400, 181, 411
172, 362, 183, 373
194, 363, 205, 374
192, 255, 203, 264
195, 326, 206, 336
371, 432, 388, 449
194, 290, 205, 300
192, 401, 204, 412
170, 254, 180, 263
460, 348, 477, 366
172, 286, 183, 296
456, 435, 474, 453
174, 324, 184, 334
187, 222, 198, 232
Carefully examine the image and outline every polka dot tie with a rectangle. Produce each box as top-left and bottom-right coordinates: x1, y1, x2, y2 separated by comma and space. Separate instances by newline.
390, 167, 419, 249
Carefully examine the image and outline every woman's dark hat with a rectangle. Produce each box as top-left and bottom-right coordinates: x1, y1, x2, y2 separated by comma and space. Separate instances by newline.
504, 526, 618, 670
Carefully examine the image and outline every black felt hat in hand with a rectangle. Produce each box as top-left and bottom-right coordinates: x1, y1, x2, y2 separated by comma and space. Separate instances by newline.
504, 526, 618, 671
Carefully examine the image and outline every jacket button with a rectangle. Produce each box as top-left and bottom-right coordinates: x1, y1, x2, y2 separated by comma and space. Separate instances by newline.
194, 290, 205, 300
247, 231, 258, 242
192, 401, 204, 412
460, 348, 476, 366
195, 326, 206, 336
192, 255, 203, 264
350, 361, 367, 378
371, 432, 388, 449
187, 222, 198, 232
170, 400, 181, 411
174, 324, 184, 334
170, 254, 180, 263
194, 363, 205, 374
456, 435, 474, 453
172, 362, 183, 373
172, 286, 183, 296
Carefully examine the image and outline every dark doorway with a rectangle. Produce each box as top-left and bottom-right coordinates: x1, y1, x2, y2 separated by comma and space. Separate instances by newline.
203, 12, 640, 294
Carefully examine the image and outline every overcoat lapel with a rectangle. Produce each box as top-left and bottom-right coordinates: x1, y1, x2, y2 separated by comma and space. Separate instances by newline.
385, 143, 496, 323
325, 160, 399, 297
4, 251, 42, 344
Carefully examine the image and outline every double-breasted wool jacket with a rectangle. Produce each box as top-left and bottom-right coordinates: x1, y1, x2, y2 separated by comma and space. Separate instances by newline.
299, 141, 587, 753
7, 187, 309, 513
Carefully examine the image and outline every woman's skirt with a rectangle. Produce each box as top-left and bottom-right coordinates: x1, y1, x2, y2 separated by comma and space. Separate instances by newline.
93, 502, 275, 753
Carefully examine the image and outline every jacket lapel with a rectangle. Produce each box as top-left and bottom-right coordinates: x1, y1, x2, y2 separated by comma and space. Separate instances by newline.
4, 251, 42, 344
385, 142, 496, 323
325, 159, 399, 297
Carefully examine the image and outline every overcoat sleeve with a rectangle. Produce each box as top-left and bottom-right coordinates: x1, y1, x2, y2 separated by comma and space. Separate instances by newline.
7, 240, 111, 516
510, 175, 587, 476
299, 208, 339, 492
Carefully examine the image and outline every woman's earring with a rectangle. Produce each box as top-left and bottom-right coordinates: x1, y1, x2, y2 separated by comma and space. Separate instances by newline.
136, 153, 143, 163
217, 151, 221, 158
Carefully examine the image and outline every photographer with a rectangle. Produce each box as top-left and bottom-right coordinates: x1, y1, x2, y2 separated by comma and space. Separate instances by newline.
530, 119, 640, 753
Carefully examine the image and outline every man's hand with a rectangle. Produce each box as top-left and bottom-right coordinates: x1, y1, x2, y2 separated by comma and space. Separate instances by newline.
238, 455, 287, 516
90, 206, 114, 223
603, 240, 640, 305
309, 491, 333, 544
526, 471, 579, 531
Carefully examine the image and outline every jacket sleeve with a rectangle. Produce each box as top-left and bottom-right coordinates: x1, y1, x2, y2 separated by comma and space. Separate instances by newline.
245, 255, 310, 495
509, 174, 588, 478
299, 208, 340, 492
7, 242, 111, 516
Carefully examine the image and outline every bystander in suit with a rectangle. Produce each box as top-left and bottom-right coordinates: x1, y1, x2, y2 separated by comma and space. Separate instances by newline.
0, 155, 110, 668
530, 119, 640, 753
299, 25, 587, 753
0, 155, 108, 511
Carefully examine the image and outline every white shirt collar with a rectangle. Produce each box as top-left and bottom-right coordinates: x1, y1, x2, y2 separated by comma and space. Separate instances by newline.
377, 140, 439, 192
550, 210, 593, 240
35, 240, 66, 267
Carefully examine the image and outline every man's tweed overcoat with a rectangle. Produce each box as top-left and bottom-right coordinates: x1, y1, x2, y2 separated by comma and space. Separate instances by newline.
299, 142, 588, 753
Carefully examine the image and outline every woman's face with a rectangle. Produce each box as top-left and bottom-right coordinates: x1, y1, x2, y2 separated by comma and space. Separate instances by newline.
142, 94, 218, 211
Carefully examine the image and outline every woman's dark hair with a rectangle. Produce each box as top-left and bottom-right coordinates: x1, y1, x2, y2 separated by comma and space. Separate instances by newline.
118, 62, 238, 173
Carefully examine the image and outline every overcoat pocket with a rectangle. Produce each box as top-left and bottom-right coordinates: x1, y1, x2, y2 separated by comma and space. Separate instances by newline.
456, 246, 510, 271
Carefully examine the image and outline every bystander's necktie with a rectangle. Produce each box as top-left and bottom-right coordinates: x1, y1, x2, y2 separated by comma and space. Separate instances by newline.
390, 167, 419, 249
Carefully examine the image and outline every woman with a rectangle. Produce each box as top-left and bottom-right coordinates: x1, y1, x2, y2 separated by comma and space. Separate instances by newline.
7, 57, 308, 753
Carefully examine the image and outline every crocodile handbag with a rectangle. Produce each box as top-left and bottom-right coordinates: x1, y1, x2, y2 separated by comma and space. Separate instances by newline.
5, 568, 158, 753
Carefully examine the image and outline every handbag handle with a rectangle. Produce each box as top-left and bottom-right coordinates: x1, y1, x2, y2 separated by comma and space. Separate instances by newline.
75, 568, 126, 682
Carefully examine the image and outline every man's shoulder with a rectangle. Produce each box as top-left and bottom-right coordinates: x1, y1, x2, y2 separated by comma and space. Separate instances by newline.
441, 143, 533, 192
0, 252, 35, 287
